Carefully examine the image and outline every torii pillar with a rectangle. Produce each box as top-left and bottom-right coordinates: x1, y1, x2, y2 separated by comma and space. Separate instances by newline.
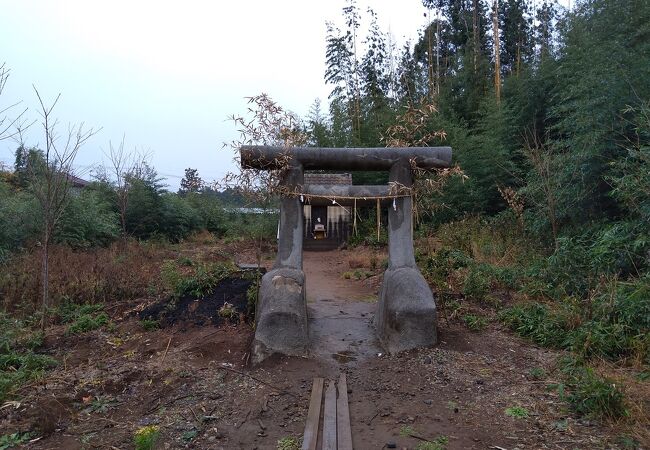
240, 146, 452, 363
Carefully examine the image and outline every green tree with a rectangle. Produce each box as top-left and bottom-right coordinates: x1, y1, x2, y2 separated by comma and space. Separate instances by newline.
179, 168, 204, 195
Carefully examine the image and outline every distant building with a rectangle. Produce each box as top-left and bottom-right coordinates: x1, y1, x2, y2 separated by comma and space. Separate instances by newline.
66, 173, 90, 189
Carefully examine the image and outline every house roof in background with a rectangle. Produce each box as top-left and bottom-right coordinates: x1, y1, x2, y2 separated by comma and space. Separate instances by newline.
66, 173, 90, 188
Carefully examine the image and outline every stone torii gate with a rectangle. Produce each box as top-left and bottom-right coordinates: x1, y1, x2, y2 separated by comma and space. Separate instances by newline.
240, 145, 453, 363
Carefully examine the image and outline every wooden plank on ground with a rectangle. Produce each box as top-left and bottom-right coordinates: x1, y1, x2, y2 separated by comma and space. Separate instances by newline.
322, 380, 337, 450
337, 373, 353, 450
302, 377, 324, 450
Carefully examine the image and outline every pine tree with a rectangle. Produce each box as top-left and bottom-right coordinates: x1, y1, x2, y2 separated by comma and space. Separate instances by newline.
179, 168, 203, 195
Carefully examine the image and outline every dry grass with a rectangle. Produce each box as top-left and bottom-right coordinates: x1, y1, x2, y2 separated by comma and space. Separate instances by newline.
592, 360, 650, 447
0, 240, 171, 314
0, 233, 269, 317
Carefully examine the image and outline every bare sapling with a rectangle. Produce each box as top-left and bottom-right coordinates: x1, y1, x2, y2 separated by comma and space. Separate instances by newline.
21, 87, 98, 330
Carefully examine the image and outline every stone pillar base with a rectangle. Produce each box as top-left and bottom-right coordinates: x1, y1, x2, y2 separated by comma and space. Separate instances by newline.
251, 268, 309, 364
375, 267, 437, 353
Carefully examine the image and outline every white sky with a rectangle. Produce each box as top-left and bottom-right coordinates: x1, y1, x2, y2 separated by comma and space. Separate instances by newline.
0, 0, 431, 188
0, 0, 569, 189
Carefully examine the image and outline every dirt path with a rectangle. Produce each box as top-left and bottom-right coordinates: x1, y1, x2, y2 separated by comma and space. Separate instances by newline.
303, 250, 382, 364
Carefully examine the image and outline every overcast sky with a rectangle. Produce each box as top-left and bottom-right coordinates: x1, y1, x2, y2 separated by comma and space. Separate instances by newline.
0, 0, 568, 189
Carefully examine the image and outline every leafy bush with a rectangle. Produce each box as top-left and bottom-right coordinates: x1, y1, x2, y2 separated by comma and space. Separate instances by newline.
57, 189, 120, 248
499, 302, 575, 348
157, 193, 203, 242
0, 181, 41, 261
462, 266, 491, 301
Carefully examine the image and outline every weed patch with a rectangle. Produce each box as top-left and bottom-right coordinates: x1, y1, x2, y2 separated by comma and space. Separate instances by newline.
66, 312, 109, 335
161, 260, 236, 299
462, 314, 488, 331
554, 357, 627, 420
276, 435, 300, 450
140, 319, 159, 331
415, 436, 449, 450
0, 431, 34, 449
133, 425, 160, 450
0, 314, 57, 402
505, 406, 529, 419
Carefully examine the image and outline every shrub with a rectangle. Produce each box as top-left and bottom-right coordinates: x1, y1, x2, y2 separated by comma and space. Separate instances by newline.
499, 302, 576, 349
0, 181, 41, 260
56, 189, 120, 248
57, 302, 104, 324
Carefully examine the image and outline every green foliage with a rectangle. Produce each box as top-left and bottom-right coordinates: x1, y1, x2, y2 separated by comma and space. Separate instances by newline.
0, 180, 41, 260
529, 367, 546, 380
57, 189, 120, 248
399, 425, 416, 437
157, 192, 203, 243
462, 266, 491, 301
556, 357, 627, 420
133, 425, 160, 450
501, 276, 650, 363
140, 319, 159, 331
499, 302, 573, 348
505, 406, 529, 419
57, 302, 105, 324
246, 281, 259, 319
66, 313, 108, 335
415, 436, 449, 450
0, 431, 34, 449
0, 314, 57, 402
276, 436, 300, 450
462, 314, 487, 331
81, 395, 117, 414
161, 260, 236, 299
217, 302, 237, 321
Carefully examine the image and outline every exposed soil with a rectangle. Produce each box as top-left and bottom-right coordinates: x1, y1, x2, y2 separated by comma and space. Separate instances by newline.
0, 247, 643, 449
139, 274, 258, 327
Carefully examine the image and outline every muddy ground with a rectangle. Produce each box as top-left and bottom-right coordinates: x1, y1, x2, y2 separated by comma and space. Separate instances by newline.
1, 247, 645, 449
